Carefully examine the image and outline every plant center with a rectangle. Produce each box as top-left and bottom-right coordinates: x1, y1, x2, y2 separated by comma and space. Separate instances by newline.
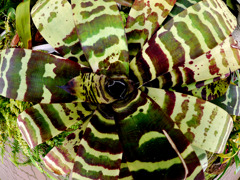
106, 79, 128, 99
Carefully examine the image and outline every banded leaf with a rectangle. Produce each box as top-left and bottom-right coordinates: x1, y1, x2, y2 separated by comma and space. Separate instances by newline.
31, 0, 88, 65
112, 90, 204, 179
165, 0, 202, 21
119, 155, 133, 180
211, 84, 240, 116
0, 48, 84, 103
71, 0, 129, 76
72, 106, 123, 179
145, 71, 230, 101
176, 72, 230, 92
140, 34, 239, 88
192, 145, 208, 171
2, 0, 237, 179
61, 72, 134, 104
144, 87, 233, 153
43, 117, 91, 175
145, 65, 230, 90
183, 77, 230, 101
17, 102, 95, 148
125, 0, 176, 56
130, 0, 238, 86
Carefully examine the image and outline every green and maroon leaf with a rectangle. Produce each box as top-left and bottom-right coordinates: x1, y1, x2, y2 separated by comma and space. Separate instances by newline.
43, 117, 91, 175
0, 48, 88, 103
112, 90, 204, 179
61, 72, 134, 104
145, 71, 230, 101
164, 0, 202, 23
119, 154, 133, 180
130, 0, 238, 86
72, 106, 123, 179
144, 87, 233, 153
71, 0, 129, 76
211, 84, 240, 116
16, 0, 32, 49
192, 145, 208, 171
125, 0, 176, 56
17, 102, 95, 148
31, 0, 88, 65
181, 76, 230, 101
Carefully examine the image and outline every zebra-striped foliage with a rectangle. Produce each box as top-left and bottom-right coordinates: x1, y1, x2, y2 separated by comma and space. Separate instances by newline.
17, 102, 95, 148
112, 90, 204, 179
125, 0, 176, 56
43, 117, 92, 175
211, 84, 240, 116
144, 87, 233, 153
72, 0, 129, 76
0, 48, 83, 103
72, 107, 123, 179
31, 0, 89, 65
130, 0, 237, 86
0, 0, 239, 179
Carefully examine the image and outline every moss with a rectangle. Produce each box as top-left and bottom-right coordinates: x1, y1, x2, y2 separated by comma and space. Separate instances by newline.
0, 96, 33, 163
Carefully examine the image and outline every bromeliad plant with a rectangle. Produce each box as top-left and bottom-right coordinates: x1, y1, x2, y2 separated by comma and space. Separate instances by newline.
0, 0, 240, 179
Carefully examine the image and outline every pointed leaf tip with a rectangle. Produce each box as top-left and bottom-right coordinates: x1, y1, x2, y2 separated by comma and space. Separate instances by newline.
58, 81, 76, 95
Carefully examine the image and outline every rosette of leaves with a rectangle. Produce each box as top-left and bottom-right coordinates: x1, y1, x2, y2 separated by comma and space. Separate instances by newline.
0, 0, 240, 179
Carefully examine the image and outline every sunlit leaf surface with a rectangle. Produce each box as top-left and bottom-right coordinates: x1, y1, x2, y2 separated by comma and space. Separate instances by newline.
144, 87, 233, 153
72, 0, 129, 75
126, 0, 176, 56
31, 0, 88, 65
130, 0, 237, 86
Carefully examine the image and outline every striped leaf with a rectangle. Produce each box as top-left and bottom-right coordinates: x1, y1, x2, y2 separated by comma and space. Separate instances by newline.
31, 0, 88, 65
139, 34, 239, 88
144, 87, 233, 153
71, 0, 129, 76
112, 90, 204, 179
61, 72, 134, 104
211, 84, 240, 116
72, 106, 123, 179
164, 0, 202, 22
17, 102, 95, 148
145, 72, 230, 101
119, 155, 133, 180
2, 0, 237, 179
183, 77, 230, 101
125, 0, 176, 56
175, 72, 230, 93
192, 145, 208, 171
145, 67, 230, 90
130, 0, 238, 86
0, 48, 84, 103
43, 117, 91, 175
